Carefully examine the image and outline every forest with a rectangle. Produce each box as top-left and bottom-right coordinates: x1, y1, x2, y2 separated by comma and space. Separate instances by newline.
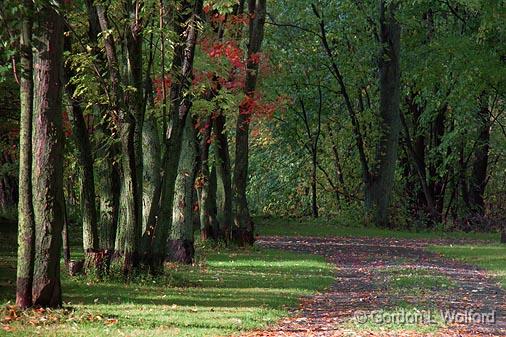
0, 0, 505, 336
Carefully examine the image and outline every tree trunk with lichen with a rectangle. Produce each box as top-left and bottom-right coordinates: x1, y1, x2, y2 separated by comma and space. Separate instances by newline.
196, 116, 214, 240
168, 117, 197, 264
214, 114, 232, 240
31, 2, 65, 307
16, 0, 35, 309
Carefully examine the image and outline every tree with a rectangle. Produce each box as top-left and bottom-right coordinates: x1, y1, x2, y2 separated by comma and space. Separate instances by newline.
63, 35, 100, 267
150, 0, 203, 268
232, 0, 267, 245
16, 0, 35, 309
31, 1, 65, 307
168, 116, 197, 263
364, 0, 401, 227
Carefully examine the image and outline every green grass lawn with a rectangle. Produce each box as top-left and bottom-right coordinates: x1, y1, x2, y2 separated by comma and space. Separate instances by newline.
255, 216, 500, 241
429, 244, 506, 288
0, 239, 334, 336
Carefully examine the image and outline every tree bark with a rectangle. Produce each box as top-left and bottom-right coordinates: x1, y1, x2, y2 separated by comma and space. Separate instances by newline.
310, 149, 319, 218
16, 0, 35, 309
196, 116, 214, 240
151, 0, 202, 267
364, 1, 401, 227
214, 113, 233, 240
232, 0, 267, 245
97, 147, 120, 251
168, 117, 197, 264
142, 115, 161, 249
31, 2, 65, 307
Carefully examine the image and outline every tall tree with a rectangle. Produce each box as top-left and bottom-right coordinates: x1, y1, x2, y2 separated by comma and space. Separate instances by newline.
232, 0, 267, 244
94, 2, 143, 275
364, 0, 402, 227
31, 1, 65, 307
16, 0, 35, 309
214, 113, 233, 239
150, 0, 202, 267
469, 95, 491, 218
63, 36, 100, 264
169, 116, 197, 263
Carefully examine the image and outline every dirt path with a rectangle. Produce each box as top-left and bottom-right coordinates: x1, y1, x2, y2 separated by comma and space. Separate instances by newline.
241, 236, 505, 337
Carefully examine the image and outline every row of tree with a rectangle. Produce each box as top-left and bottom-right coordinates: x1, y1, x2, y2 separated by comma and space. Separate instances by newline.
0, 0, 270, 309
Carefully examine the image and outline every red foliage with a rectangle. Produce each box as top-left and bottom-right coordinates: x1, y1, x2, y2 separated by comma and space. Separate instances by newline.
203, 40, 245, 69
229, 14, 249, 26
153, 75, 172, 104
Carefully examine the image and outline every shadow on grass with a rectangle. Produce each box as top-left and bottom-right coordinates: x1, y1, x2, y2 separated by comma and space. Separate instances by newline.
0, 232, 334, 337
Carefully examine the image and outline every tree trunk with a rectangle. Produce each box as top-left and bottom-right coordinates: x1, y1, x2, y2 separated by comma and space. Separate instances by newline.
196, 117, 214, 240
95, 3, 141, 276
232, 0, 267, 245
125, 0, 145, 268
208, 166, 220, 237
31, 2, 65, 307
168, 117, 197, 264
214, 113, 233, 240
428, 105, 447, 218
118, 121, 141, 275
364, 1, 401, 227
63, 36, 100, 260
310, 149, 318, 218
62, 202, 70, 265
97, 149, 120, 251
151, 0, 202, 267
469, 97, 490, 217
142, 115, 161, 253
16, 0, 35, 309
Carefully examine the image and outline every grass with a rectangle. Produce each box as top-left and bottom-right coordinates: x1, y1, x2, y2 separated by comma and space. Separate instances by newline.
0, 220, 335, 337
429, 244, 506, 288
255, 216, 500, 241
381, 267, 456, 293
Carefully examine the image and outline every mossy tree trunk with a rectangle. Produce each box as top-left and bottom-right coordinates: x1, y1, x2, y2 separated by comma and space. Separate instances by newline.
31, 2, 65, 307
16, 0, 35, 309
196, 116, 214, 240
214, 113, 233, 240
141, 114, 161, 254
97, 149, 120, 251
169, 117, 197, 264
